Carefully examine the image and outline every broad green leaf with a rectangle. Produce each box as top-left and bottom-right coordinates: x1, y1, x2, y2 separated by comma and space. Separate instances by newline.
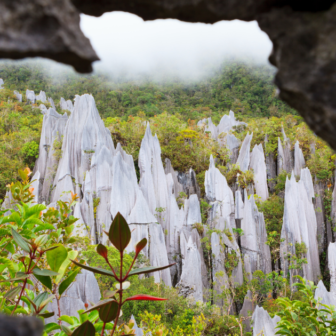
5, 242, 15, 254
61, 325, 72, 336
72, 320, 96, 336
11, 228, 31, 253
71, 260, 116, 278
59, 268, 80, 296
38, 312, 54, 318
33, 268, 59, 276
47, 245, 68, 273
1, 273, 29, 282
33, 272, 52, 290
34, 292, 49, 307
59, 315, 75, 325
55, 250, 78, 284
128, 263, 175, 277
4, 286, 22, 299
108, 212, 131, 252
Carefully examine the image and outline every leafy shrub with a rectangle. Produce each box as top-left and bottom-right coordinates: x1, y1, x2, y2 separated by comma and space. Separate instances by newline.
21, 140, 39, 165
81, 245, 133, 293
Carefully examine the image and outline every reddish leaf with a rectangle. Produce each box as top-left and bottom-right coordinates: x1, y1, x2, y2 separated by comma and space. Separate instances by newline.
99, 300, 118, 322
135, 238, 147, 257
124, 294, 167, 302
96, 244, 108, 259
109, 212, 131, 252
72, 320, 95, 336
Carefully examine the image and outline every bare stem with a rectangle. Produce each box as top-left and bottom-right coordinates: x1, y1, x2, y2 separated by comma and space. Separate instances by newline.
11, 251, 34, 315
11, 278, 27, 316
101, 322, 106, 336
110, 250, 123, 336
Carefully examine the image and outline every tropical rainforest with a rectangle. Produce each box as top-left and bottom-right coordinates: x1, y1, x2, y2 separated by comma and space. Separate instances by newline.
0, 61, 335, 336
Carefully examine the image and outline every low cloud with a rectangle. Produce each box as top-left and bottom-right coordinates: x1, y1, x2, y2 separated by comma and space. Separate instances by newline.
80, 12, 273, 81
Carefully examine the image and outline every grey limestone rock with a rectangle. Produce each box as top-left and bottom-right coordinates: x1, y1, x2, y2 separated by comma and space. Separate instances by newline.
239, 290, 254, 333
180, 226, 209, 290
52, 94, 114, 200
148, 223, 172, 286
0, 78, 3, 89
31, 171, 40, 204
239, 190, 272, 277
329, 242, 336, 301
198, 111, 245, 141
177, 235, 203, 302
280, 171, 320, 284
36, 91, 46, 103
34, 108, 68, 203
186, 194, 201, 225
26, 89, 35, 104
236, 133, 253, 172
48, 97, 56, 110
46, 269, 100, 323
13, 90, 22, 102
60, 97, 74, 112
294, 141, 305, 177
139, 123, 168, 220
73, 202, 90, 237
265, 135, 276, 193
314, 280, 336, 307
313, 180, 326, 254
131, 315, 144, 336
225, 133, 241, 164
177, 168, 201, 199
277, 137, 293, 174
39, 104, 47, 113
164, 158, 184, 199
249, 144, 269, 201
211, 231, 231, 307
252, 305, 280, 336
205, 155, 234, 204
0, 0, 98, 73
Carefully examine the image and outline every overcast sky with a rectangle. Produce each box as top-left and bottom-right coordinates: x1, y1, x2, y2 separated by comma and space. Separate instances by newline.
80, 12, 273, 80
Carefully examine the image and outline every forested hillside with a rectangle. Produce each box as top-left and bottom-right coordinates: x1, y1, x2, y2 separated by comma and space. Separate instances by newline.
0, 61, 295, 122
0, 61, 298, 198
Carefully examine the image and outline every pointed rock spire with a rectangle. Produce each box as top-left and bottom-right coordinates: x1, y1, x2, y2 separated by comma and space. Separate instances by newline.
13, 90, 22, 102
249, 144, 269, 201
177, 235, 203, 302
294, 141, 305, 176
236, 133, 253, 172
252, 306, 280, 336
36, 91, 46, 103
280, 170, 320, 284
26, 89, 35, 104
329, 242, 336, 301
239, 190, 272, 276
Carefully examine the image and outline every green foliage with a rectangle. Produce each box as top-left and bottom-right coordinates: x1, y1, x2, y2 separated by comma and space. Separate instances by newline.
81, 245, 133, 293
0, 61, 296, 121
225, 164, 254, 188
224, 250, 239, 277
0, 88, 42, 198
276, 277, 336, 336
257, 195, 284, 266
21, 141, 39, 165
